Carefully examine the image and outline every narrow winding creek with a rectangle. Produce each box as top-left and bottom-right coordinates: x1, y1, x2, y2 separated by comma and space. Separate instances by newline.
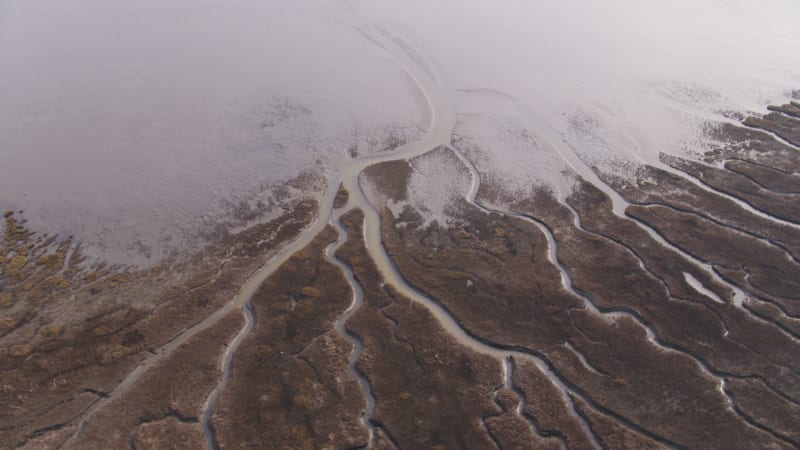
324, 206, 378, 447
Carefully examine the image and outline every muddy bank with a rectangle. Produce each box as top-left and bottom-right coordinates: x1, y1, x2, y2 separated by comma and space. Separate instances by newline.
336, 209, 505, 449
0, 185, 319, 448
210, 226, 368, 449
360, 122, 800, 447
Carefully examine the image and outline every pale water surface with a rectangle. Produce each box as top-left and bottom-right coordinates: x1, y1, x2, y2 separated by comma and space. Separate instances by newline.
1, 0, 799, 264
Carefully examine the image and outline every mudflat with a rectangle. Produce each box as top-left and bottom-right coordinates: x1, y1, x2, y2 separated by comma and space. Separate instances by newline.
3, 102, 800, 449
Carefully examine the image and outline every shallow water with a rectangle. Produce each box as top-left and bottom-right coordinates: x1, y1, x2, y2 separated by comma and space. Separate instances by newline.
0, 0, 423, 264
364, 0, 800, 193
2, 0, 799, 264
